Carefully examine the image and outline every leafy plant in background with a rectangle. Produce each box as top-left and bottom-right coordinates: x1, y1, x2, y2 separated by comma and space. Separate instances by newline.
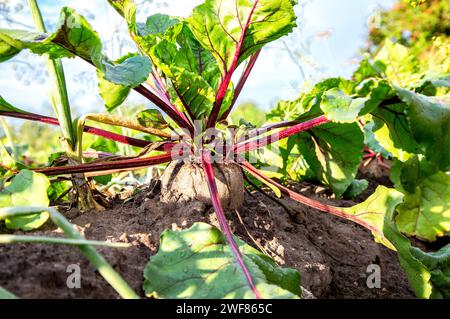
368, 0, 449, 58
263, 30, 449, 297
0, 0, 448, 299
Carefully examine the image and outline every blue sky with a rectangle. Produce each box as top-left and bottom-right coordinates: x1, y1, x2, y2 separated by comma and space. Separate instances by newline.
0, 0, 395, 116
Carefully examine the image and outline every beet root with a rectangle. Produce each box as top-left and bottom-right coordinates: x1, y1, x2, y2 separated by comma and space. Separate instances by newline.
160, 161, 244, 210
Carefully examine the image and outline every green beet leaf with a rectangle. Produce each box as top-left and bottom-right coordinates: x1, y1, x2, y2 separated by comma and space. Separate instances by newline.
103, 55, 151, 88
0, 28, 73, 62
0, 170, 50, 231
137, 109, 169, 130
0, 8, 152, 111
396, 87, 450, 171
320, 88, 370, 123
166, 69, 218, 118
363, 121, 392, 159
295, 116, 364, 197
49, 7, 104, 69
410, 245, 450, 299
143, 222, 301, 299
384, 204, 450, 299
187, 0, 297, 75
342, 179, 369, 199
97, 53, 138, 111
151, 22, 220, 85
342, 186, 404, 249
370, 102, 422, 161
97, 73, 131, 111
138, 14, 181, 39
267, 80, 365, 196
392, 156, 450, 241
89, 137, 120, 154
149, 22, 227, 118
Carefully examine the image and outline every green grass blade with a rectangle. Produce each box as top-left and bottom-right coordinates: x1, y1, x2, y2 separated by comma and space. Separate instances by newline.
27, 0, 76, 150
0, 235, 131, 248
0, 206, 139, 299
0, 286, 17, 299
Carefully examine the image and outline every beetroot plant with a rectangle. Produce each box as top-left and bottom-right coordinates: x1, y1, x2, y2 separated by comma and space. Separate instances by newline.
0, 0, 449, 299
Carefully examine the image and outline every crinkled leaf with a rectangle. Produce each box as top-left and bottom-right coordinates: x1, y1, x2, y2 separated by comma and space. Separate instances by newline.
187, 0, 297, 75
138, 14, 180, 38
410, 245, 450, 299
0, 170, 50, 231
97, 53, 152, 111
384, 205, 449, 299
103, 55, 151, 87
152, 22, 220, 85
355, 79, 395, 113
267, 78, 356, 123
52, 8, 151, 88
166, 69, 217, 118
149, 22, 225, 118
267, 80, 364, 196
396, 87, 450, 171
393, 157, 450, 241
143, 222, 301, 299
137, 109, 169, 130
52, 8, 151, 101
132, 14, 181, 65
352, 57, 384, 83
342, 186, 404, 249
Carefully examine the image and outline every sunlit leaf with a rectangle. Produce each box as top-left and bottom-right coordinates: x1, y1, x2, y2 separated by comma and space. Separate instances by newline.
342, 186, 404, 249
396, 87, 450, 171
384, 202, 450, 299
320, 88, 369, 123
143, 222, 301, 299
392, 156, 450, 241
0, 170, 50, 231
187, 0, 297, 75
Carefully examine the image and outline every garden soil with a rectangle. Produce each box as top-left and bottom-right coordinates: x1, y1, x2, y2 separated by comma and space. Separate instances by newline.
0, 176, 415, 299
